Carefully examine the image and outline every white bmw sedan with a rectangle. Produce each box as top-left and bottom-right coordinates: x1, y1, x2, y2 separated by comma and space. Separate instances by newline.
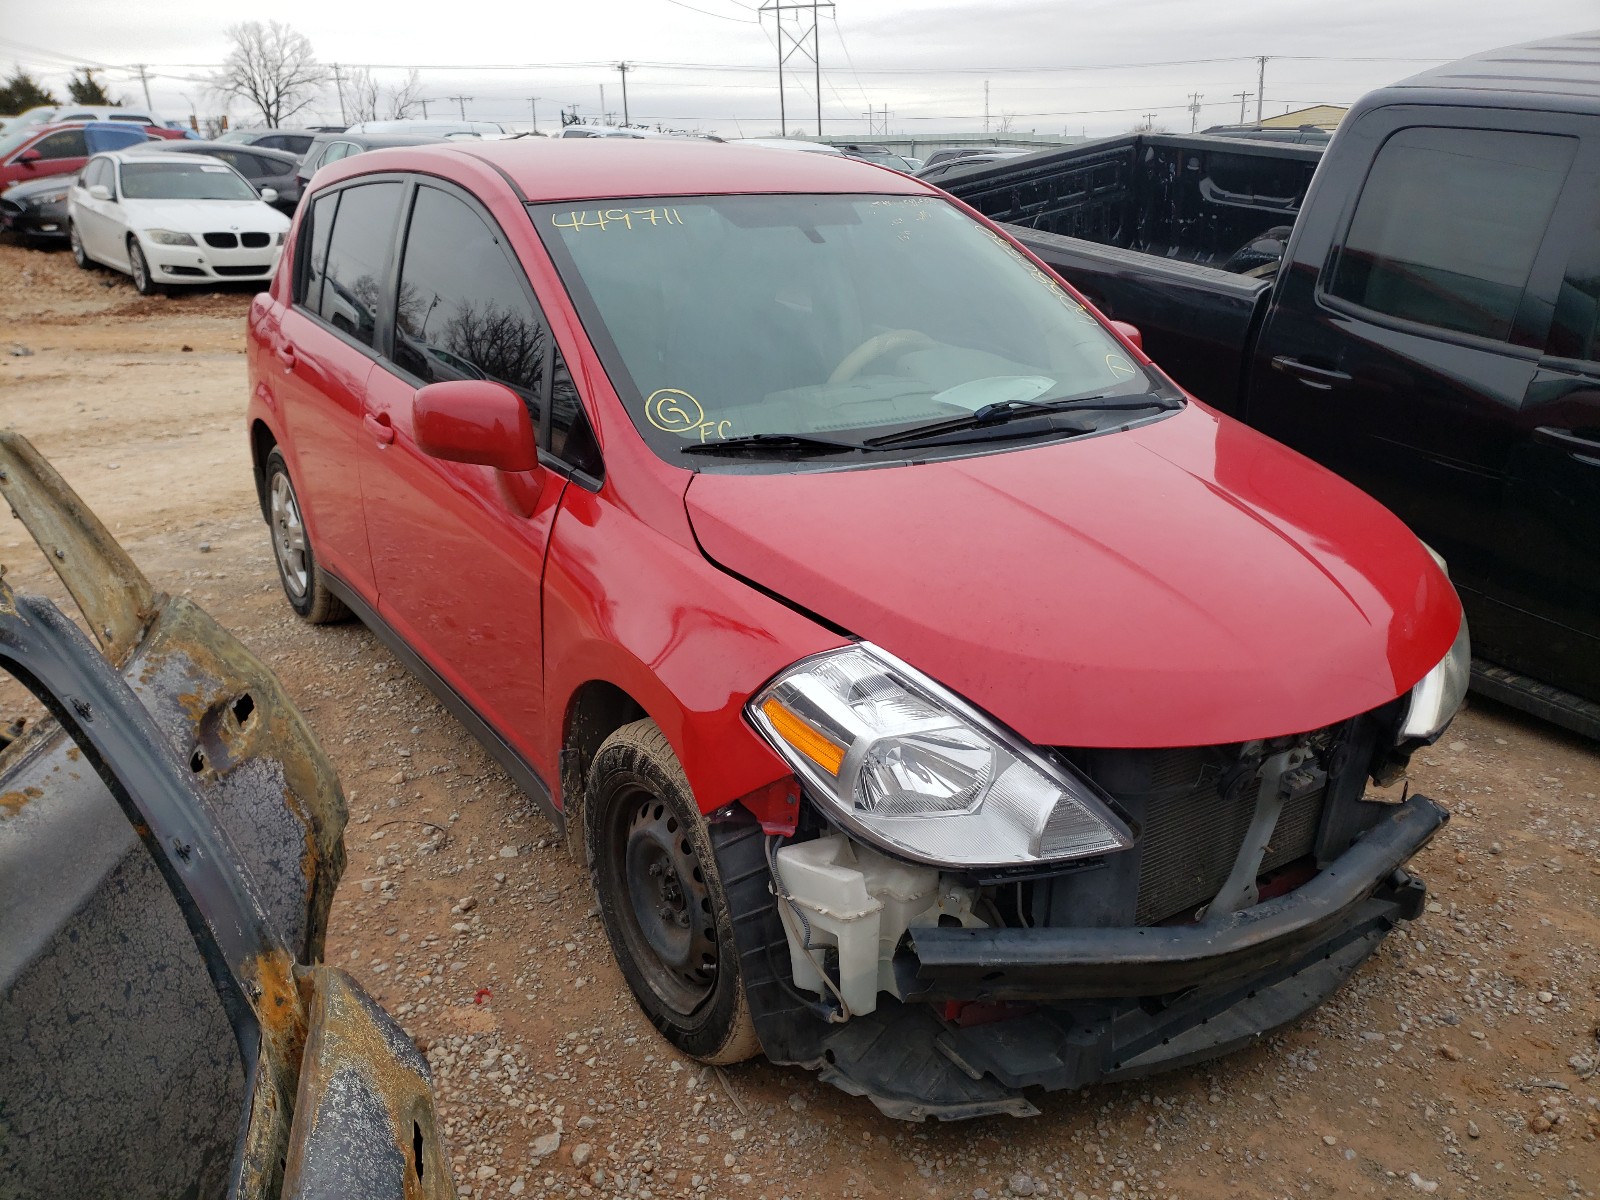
68, 149, 290, 294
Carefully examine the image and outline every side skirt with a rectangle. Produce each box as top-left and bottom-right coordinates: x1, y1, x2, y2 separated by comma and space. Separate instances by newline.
1471, 659, 1600, 743
322, 575, 564, 834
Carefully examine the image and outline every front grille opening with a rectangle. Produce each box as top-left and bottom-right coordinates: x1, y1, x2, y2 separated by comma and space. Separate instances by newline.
202, 232, 237, 248
241, 232, 271, 249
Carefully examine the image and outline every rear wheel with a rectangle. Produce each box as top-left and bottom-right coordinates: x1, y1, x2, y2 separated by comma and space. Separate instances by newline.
264, 449, 348, 624
127, 238, 161, 296
586, 720, 760, 1064
69, 222, 92, 268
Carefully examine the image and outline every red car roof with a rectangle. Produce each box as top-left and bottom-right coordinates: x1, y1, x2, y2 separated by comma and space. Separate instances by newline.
410, 139, 932, 203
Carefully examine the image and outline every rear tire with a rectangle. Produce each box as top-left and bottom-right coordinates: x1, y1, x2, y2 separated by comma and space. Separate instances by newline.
586, 719, 760, 1065
264, 449, 348, 624
127, 238, 161, 295
69, 222, 93, 268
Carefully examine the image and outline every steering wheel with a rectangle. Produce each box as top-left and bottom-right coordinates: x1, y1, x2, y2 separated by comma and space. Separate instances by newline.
828, 329, 936, 384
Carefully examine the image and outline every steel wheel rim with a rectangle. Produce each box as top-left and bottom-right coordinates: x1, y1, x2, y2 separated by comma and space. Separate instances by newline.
269, 472, 309, 599
607, 786, 719, 1016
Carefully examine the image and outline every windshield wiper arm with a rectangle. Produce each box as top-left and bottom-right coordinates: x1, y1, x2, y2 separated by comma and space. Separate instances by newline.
862, 394, 1179, 449
680, 432, 867, 457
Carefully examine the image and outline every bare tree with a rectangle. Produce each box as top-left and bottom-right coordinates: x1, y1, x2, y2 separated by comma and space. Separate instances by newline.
386, 69, 424, 120
344, 66, 380, 123
212, 21, 327, 128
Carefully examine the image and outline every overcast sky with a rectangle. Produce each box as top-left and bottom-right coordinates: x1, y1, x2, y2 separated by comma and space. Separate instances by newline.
4, 0, 1597, 138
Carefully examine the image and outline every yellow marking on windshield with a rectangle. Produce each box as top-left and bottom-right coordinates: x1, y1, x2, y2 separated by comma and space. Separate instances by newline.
551, 207, 683, 232
644, 388, 733, 442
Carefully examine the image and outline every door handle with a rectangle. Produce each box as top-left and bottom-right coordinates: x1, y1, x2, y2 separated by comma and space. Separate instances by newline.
363, 412, 395, 446
1534, 425, 1600, 460
1271, 356, 1352, 390
275, 343, 297, 371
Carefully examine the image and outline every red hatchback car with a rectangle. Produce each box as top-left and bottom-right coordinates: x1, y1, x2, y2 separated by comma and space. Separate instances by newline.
247, 140, 1468, 1119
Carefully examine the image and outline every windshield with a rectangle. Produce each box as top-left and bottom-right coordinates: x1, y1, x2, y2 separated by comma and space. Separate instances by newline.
119, 161, 257, 201
534, 193, 1156, 458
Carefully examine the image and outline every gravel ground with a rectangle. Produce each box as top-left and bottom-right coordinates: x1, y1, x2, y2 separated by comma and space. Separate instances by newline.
2, 239, 1596, 1199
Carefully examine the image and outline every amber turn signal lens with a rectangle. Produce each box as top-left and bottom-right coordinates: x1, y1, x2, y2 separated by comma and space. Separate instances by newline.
760, 697, 846, 776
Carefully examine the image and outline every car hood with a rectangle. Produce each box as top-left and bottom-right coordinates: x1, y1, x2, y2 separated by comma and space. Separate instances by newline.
123, 197, 289, 232
685, 406, 1462, 748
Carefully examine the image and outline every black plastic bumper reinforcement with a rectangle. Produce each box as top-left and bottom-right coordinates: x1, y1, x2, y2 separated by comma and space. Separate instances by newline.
711, 793, 1445, 1121
905, 793, 1445, 1002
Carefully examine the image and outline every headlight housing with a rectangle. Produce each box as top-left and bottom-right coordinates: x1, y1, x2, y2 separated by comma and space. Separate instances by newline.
32, 189, 69, 206
1398, 617, 1470, 743
147, 229, 196, 246
749, 644, 1133, 868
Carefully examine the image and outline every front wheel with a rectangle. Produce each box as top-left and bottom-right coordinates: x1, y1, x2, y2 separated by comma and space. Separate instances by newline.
264, 449, 348, 624
127, 238, 161, 296
69, 222, 93, 269
586, 719, 760, 1064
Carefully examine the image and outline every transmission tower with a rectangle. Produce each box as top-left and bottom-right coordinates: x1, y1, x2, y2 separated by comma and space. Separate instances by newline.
760, 1, 835, 137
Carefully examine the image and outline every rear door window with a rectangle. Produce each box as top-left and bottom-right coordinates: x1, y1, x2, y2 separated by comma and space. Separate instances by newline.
308, 182, 403, 347
1327, 128, 1577, 342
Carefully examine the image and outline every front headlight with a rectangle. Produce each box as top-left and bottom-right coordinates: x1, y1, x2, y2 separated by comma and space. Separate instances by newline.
33, 189, 69, 206
749, 644, 1133, 868
147, 229, 196, 246
1398, 618, 1470, 743
276, 230, 286, 246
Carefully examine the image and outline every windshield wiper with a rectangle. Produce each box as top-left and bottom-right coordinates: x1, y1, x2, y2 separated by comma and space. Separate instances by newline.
680, 432, 867, 457
862, 394, 1179, 449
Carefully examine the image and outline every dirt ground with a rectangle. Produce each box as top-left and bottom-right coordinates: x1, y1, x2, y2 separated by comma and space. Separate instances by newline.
2, 238, 1597, 1200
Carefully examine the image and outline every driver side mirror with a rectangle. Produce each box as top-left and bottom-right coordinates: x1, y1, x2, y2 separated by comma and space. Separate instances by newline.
413, 381, 539, 473
258, 187, 278, 204
87, 184, 112, 201
17, 149, 41, 168
1109, 320, 1143, 351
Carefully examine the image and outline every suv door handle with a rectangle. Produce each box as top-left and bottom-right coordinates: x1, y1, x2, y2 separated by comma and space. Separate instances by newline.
1271, 356, 1353, 390
363, 412, 395, 446
1534, 425, 1600, 461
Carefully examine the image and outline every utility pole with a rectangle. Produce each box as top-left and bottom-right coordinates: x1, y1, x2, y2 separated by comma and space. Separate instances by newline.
760, 1, 834, 137
447, 94, 472, 119
984, 79, 990, 134
332, 63, 347, 124
600, 84, 607, 124
617, 63, 630, 126
1233, 90, 1252, 124
1188, 91, 1203, 132
131, 64, 153, 108
1142, 111, 1157, 132
1256, 56, 1267, 123
419, 98, 429, 118
526, 96, 541, 133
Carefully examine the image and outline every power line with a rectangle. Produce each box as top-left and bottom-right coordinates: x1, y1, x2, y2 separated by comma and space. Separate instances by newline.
661, 0, 757, 21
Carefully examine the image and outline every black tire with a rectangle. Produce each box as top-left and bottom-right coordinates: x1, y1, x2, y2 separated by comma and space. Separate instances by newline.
264, 448, 348, 624
69, 221, 93, 268
127, 238, 161, 295
586, 719, 760, 1064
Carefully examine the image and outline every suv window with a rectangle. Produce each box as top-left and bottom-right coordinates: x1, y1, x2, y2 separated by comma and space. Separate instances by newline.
214, 150, 266, 178
308, 181, 403, 347
1549, 208, 1600, 363
31, 129, 88, 160
393, 185, 548, 425
1328, 127, 1576, 342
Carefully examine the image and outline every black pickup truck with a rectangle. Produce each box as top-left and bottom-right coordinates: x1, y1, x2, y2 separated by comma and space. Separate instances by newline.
946, 30, 1600, 739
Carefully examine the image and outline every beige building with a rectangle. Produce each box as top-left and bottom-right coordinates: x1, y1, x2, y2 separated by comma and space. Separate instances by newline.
1260, 104, 1348, 130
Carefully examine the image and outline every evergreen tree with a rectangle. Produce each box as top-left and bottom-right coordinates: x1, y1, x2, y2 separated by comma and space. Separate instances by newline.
67, 69, 117, 106
0, 69, 59, 114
